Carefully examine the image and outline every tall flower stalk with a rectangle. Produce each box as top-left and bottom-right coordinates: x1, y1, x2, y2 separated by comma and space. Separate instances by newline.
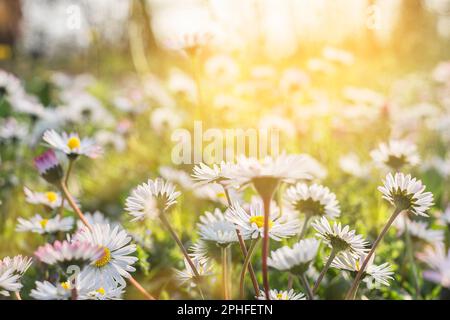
239, 238, 260, 298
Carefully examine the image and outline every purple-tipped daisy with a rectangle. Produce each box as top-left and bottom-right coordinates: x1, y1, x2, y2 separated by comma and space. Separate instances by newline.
34, 149, 64, 184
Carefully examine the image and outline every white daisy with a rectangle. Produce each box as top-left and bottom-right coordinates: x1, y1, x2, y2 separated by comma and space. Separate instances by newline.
339, 153, 371, 179
437, 205, 450, 226
24, 187, 71, 210
189, 240, 209, 264
73, 223, 138, 287
159, 166, 194, 189
257, 289, 306, 300
165, 32, 212, 57
394, 216, 444, 245
34, 240, 103, 266
150, 107, 183, 135
230, 153, 313, 189
125, 178, 181, 221
417, 244, 450, 288
204, 54, 239, 83
312, 217, 369, 258
285, 183, 340, 219
16, 214, 74, 234
191, 162, 233, 185
268, 238, 320, 275
0, 117, 28, 141
370, 139, 420, 170
225, 201, 300, 241
33, 149, 64, 184
0, 255, 33, 296
43, 129, 103, 159
331, 253, 394, 287
197, 208, 238, 245
378, 173, 434, 216
174, 257, 213, 287
31, 272, 125, 300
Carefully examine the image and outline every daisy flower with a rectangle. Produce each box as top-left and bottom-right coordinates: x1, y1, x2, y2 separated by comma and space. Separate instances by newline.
394, 216, 444, 245
159, 166, 194, 189
43, 129, 103, 159
31, 272, 125, 300
339, 153, 371, 179
34, 149, 64, 184
370, 139, 420, 170
34, 240, 103, 266
312, 217, 369, 258
225, 201, 300, 241
378, 173, 434, 216
268, 238, 320, 275
229, 154, 313, 192
197, 208, 238, 245
204, 54, 239, 83
257, 289, 306, 300
191, 162, 233, 185
0, 255, 33, 296
125, 178, 181, 221
174, 257, 213, 287
437, 205, 450, 226
24, 187, 70, 210
331, 253, 394, 287
417, 244, 450, 288
16, 214, 74, 234
166, 31, 212, 57
73, 223, 138, 287
285, 183, 340, 220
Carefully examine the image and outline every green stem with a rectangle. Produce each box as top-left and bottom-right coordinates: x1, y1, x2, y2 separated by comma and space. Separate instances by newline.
239, 238, 259, 299
262, 196, 271, 299
222, 246, 230, 300
313, 248, 337, 294
298, 215, 311, 240
300, 273, 314, 300
404, 220, 421, 299
345, 207, 402, 299
58, 159, 74, 216
159, 213, 200, 277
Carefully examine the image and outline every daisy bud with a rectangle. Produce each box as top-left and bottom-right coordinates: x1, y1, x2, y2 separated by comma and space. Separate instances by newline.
34, 149, 64, 184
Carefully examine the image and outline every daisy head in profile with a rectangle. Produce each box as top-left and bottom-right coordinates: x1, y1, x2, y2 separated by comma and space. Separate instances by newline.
73, 223, 138, 287
191, 161, 234, 186
174, 256, 213, 288
34, 240, 104, 267
125, 178, 181, 221
197, 208, 238, 247
16, 214, 74, 234
378, 173, 434, 216
24, 187, 70, 210
43, 129, 102, 160
33, 149, 64, 184
285, 183, 340, 220
312, 217, 369, 259
394, 215, 444, 247
331, 253, 394, 288
225, 201, 300, 241
370, 139, 420, 171
257, 289, 305, 300
268, 238, 320, 276
0, 255, 33, 297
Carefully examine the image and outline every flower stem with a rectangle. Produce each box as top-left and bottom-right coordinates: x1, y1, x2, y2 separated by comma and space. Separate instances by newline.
239, 238, 259, 299
222, 184, 260, 296
128, 275, 155, 300
58, 158, 75, 215
345, 207, 402, 300
313, 248, 337, 294
298, 215, 311, 240
300, 273, 314, 300
59, 181, 92, 231
404, 220, 421, 299
262, 196, 271, 299
159, 213, 200, 277
14, 291, 22, 300
222, 246, 230, 300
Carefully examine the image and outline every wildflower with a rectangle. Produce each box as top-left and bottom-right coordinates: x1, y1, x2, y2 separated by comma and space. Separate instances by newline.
0, 255, 32, 296
197, 208, 238, 245
371, 139, 420, 170
34, 240, 103, 266
34, 149, 64, 184
16, 214, 73, 234
257, 289, 305, 300
43, 129, 102, 159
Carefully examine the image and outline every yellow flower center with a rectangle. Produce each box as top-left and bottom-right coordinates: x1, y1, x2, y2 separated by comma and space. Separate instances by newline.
67, 137, 81, 150
94, 247, 111, 268
45, 191, 58, 203
249, 216, 273, 229
276, 293, 284, 299
40, 219, 49, 229
96, 287, 106, 295
61, 281, 71, 290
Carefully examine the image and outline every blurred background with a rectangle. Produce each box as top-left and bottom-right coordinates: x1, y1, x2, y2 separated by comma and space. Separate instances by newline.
1, 0, 450, 299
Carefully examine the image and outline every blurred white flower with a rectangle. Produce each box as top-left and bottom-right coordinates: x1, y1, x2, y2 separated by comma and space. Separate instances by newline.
34, 240, 103, 266
394, 215, 444, 245
174, 257, 213, 287
417, 244, 450, 288
43, 129, 103, 159
16, 214, 74, 234
150, 107, 183, 135
197, 208, 238, 245
339, 153, 371, 179
204, 54, 239, 82
0, 255, 32, 296
371, 139, 420, 170
257, 289, 305, 300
